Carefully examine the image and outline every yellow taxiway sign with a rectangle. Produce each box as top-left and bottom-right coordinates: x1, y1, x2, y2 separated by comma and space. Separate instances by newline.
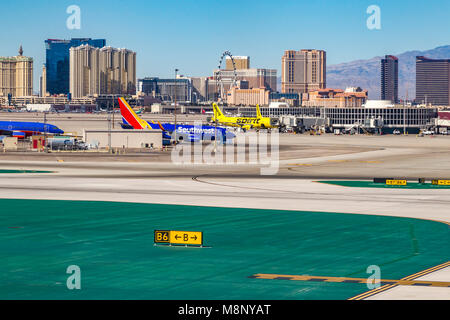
154, 230, 203, 246
432, 179, 450, 185
386, 179, 407, 185
170, 231, 203, 246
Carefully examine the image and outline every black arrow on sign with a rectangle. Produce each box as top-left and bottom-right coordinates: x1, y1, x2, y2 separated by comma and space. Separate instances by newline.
175, 235, 181, 240
191, 235, 197, 240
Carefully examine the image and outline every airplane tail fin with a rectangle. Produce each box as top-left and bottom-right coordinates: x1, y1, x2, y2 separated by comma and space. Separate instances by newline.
256, 104, 262, 119
212, 103, 224, 120
118, 97, 150, 129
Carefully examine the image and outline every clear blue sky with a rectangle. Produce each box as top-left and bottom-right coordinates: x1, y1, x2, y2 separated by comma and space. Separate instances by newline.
1, 0, 449, 91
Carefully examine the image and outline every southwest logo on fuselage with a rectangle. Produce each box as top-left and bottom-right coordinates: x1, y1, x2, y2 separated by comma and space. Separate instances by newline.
177, 127, 216, 134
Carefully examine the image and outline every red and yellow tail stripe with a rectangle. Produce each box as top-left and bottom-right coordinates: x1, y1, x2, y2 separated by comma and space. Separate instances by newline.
118, 97, 150, 129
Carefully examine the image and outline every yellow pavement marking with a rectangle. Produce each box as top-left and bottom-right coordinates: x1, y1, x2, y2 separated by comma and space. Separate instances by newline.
250, 273, 450, 288
401, 261, 450, 281
349, 261, 450, 300
348, 284, 397, 300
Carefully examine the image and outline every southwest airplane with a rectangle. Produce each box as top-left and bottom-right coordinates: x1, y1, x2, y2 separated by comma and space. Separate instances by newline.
118, 97, 234, 143
211, 103, 279, 130
0, 121, 64, 139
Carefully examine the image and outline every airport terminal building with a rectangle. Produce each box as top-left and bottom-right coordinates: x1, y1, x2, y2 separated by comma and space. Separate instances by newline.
239, 106, 438, 133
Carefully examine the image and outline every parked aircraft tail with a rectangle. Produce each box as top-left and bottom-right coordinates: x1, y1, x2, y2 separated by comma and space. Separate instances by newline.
212, 103, 224, 120
118, 97, 150, 129
256, 104, 262, 119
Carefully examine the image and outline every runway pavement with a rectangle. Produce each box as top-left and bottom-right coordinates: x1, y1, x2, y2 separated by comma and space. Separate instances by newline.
0, 134, 449, 299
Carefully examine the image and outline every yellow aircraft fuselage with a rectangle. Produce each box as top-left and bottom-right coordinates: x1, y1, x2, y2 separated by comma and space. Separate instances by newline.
212, 103, 277, 130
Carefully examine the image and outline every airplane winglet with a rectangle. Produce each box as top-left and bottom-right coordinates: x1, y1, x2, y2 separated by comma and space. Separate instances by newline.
157, 121, 166, 131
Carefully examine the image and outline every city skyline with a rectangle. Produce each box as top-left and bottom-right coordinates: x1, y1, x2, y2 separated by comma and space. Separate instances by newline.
1, 0, 449, 92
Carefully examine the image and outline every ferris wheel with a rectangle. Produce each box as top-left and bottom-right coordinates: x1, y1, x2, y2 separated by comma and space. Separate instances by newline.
214, 51, 238, 103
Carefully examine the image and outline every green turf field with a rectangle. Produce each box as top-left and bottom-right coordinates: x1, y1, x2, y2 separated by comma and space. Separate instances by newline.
0, 199, 448, 299
0, 169, 53, 174
318, 180, 450, 189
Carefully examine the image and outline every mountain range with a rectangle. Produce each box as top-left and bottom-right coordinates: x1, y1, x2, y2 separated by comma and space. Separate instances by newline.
327, 45, 450, 100
276, 45, 450, 100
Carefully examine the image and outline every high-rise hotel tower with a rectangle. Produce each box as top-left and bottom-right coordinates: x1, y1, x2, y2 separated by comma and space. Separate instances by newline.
69, 45, 136, 98
281, 49, 326, 94
0, 46, 33, 97
381, 55, 399, 103
416, 56, 450, 106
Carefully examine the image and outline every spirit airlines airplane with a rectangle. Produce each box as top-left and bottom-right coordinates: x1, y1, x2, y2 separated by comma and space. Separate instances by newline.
211, 103, 279, 130
118, 97, 234, 143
